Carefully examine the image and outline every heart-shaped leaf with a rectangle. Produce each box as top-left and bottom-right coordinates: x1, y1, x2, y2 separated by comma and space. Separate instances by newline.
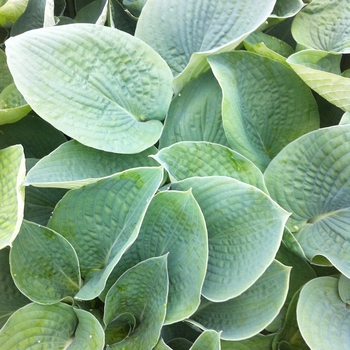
188, 260, 290, 340
171, 176, 289, 301
264, 125, 350, 277
208, 51, 319, 170
154, 141, 267, 192
24, 140, 159, 189
10, 220, 81, 304
101, 190, 208, 324
159, 70, 228, 148
6, 23, 173, 153
0, 302, 78, 349
104, 256, 168, 349
0, 247, 29, 328
0, 144, 25, 249
48, 166, 163, 300
287, 50, 350, 111
135, 0, 276, 92
297, 276, 350, 349
291, 0, 350, 52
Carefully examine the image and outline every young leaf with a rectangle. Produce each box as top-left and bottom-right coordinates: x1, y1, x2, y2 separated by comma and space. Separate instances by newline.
292, 0, 350, 52
188, 260, 291, 340
190, 330, 221, 350
10, 220, 81, 304
24, 140, 159, 189
171, 176, 289, 302
159, 70, 229, 148
0, 144, 25, 249
264, 125, 350, 277
0, 247, 29, 328
0, 302, 78, 349
0, 0, 28, 28
287, 50, 350, 111
0, 83, 31, 125
297, 277, 350, 350
48, 167, 164, 300
154, 141, 267, 192
6, 23, 173, 153
208, 51, 319, 170
104, 256, 168, 349
102, 190, 208, 324
135, 0, 276, 92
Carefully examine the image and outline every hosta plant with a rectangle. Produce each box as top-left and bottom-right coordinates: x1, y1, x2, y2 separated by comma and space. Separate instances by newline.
1, 0, 350, 349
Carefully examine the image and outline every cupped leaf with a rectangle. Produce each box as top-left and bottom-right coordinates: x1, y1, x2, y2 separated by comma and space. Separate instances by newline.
291, 0, 350, 52
243, 32, 294, 65
208, 51, 319, 170
0, 0, 28, 28
0, 302, 78, 349
188, 260, 291, 340
221, 334, 274, 350
171, 176, 289, 302
69, 308, 105, 350
338, 274, 350, 305
24, 140, 159, 189
271, 0, 304, 19
104, 256, 168, 350
340, 111, 350, 125
297, 276, 350, 350
0, 144, 25, 249
264, 125, 350, 277
48, 166, 163, 300
159, 70, 228, 148
154, 141, 267, 192
10, 220, 81, 304
101, 190, 208, 324
0, 114, 66, 158
135, 0, 276, 92
154, 338, 172, 350
287, 50, 350, 111
0, 247, 29, 328
0, 83, 31, 125
190, 330, 221, 350
6, 23, 173, 153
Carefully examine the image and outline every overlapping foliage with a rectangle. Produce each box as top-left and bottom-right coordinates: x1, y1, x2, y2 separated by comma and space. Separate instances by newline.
0, 0, 350, 349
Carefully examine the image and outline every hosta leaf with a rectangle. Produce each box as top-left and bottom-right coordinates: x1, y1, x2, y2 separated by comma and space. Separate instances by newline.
0, 49, 13, 91
0, 144, 25, 249
122, 0, 146, 17
272, 290, 311, 350
102, 190, 208, 324
0, 114, 66, 158
208, 51, 319, 170
171, 176, 289, 301
190, 330, 220, 350
160, 70, 228, 148
291, 0, 350, 52
154, 141, 267, 192
0, 83, 31, 125
243, 32, 294, 65
0, 302, 77, 349
107, 0, 136, 34
75, 0, 108, 24
104, 256, 168, 349
297, 277, 350, 350
0, 247, 29, 328
48, 167, 163, 300
69, 308, 105, 350
24, 185, 67, 225
287, 50, 350, 111
154, 338, 172, 350
24, 140, 159, 189
10, 220, 81, 304
264, 125, 350, 277
340, 111, 350, 125
0, 0, 28, 28
188, 261, 290, 340
221, 334, 274, 350
338, 274, 350, 305
135, 0, 276, 92
6, 23, 173, 153
271, 0, 304, 19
